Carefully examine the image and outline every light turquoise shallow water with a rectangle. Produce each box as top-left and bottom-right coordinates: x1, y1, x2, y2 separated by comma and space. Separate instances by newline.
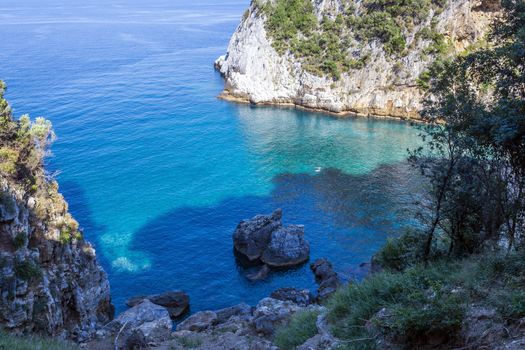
0, 0, 423, 314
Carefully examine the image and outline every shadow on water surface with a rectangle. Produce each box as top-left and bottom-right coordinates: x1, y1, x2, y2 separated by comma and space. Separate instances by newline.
104, 162, 425, 314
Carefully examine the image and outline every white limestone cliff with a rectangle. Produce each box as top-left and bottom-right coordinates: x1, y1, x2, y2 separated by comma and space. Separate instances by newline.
216, 0, 499, 119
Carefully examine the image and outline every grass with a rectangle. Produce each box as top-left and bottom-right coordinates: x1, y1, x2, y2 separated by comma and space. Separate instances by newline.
324, 251, 525, 349
274, 310, 319, 350
175, 334, 203, 349
0, 331, 78, 350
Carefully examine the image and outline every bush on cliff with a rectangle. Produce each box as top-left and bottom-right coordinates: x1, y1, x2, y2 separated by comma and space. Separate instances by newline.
259, 0, 448, 79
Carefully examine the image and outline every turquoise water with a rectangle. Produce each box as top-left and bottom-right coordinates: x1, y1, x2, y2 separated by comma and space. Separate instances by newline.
0, 0, 423, 314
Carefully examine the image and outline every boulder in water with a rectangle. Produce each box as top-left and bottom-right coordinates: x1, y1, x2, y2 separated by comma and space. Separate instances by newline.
261, 225, 310, 267
233, 209, 282, 263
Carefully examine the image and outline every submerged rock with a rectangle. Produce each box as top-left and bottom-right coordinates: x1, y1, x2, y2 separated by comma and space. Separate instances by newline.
233, 209, 282, 263
311, 258, 341, 302
246, 264, 270, 282
126, 290, 189, 319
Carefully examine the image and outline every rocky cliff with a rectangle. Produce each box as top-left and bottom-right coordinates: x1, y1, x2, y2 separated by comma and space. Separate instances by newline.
0, 82, 113, 341
216, 0, 500, 119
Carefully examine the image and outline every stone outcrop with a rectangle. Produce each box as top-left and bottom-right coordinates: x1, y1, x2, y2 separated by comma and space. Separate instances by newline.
261, 225, 310, 267
311, 258, 341, 302
233, 209, 310, 269
233, 209, 282, 263
126, 290, 189, 319
216, 0, 500, 119
0, 179, 113, 341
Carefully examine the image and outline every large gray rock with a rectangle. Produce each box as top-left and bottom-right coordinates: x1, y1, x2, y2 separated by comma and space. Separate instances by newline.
112, 300, 172, 348
233, 209, 282, 263
261, 225, 310, 267
126, 290, 189, 319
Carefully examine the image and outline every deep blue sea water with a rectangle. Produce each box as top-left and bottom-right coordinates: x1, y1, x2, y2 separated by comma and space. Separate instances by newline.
0, 0, 423, 315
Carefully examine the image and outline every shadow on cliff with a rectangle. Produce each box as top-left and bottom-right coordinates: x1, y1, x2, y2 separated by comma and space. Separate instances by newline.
105, 162, 425, 314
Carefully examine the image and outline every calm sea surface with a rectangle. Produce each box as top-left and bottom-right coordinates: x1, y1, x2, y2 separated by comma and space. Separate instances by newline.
0, 0, 423, 314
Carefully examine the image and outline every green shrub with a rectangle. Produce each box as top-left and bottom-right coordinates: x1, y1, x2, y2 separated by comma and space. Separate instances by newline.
274, 310, 319, 350
13, 232, 26, 250
262, 0, 448, 80
374, 229, 426, 271
14, 260, 42, 281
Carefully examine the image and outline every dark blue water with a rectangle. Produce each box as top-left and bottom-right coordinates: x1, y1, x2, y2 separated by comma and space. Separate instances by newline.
0, 0, 423, 314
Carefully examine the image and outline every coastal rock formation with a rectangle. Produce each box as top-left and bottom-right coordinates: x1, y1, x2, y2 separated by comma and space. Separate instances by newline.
126, 290, 190, 319
162, 296, 333, 350
311, 258, 341, 302
0, 82, 113, 341
233, 209, 282, 263
0, 177, 113, 341
233, 210, 310, 268
216, 0, 500, 119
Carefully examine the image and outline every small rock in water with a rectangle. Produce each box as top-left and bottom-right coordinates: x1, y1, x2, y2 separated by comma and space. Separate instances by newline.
310, 258, 341, 302
126, 290, 189, 319
246, 264, 270, 282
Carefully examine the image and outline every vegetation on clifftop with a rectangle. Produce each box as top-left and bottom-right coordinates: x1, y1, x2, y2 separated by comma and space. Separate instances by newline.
0, 82, 82, 244
258, 0, 447, 79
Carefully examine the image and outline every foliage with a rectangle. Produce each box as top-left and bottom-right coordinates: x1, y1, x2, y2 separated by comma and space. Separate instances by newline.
175, 334, 203, 349
12, 232, 26, 250
274, 310, 319, 350
0, 331, 78, 350
260, 0, 447, 80
328, 250, 525, 349
374, 228, 427, 270
410, 0, 525, 261
14, 260, 42, 281
0, 81, 55, 186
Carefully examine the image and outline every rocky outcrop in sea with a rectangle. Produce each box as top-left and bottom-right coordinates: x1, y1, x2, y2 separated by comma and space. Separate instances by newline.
215, 0, 500, 119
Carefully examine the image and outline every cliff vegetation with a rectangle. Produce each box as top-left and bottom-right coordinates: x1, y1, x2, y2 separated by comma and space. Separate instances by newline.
260, 0, 449, 80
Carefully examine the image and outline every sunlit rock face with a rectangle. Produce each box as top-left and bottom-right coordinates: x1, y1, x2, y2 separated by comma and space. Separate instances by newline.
216, 0, 499, 119
0, 178, 113, 341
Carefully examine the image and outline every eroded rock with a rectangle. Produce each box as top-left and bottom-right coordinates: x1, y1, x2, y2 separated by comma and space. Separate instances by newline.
233, 209, 282, 263
270, 288, 315, 306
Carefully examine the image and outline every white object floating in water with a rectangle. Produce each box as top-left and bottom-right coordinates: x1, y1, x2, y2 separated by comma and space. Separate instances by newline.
315, 167, 322, 173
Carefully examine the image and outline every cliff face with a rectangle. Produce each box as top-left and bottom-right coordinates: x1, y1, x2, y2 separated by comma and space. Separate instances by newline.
0, 84, 113, 341
216, 0, 500, 119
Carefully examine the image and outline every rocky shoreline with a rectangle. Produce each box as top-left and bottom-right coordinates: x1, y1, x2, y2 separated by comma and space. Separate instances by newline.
86, 257, 343, 350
